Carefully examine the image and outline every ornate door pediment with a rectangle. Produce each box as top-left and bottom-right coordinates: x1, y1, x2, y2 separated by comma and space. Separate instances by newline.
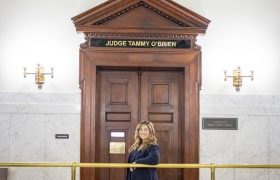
72, 0, 210, 35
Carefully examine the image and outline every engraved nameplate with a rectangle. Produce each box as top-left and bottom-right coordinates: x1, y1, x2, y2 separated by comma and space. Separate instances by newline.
202, 118, 238, 130
109, 142, 126, 154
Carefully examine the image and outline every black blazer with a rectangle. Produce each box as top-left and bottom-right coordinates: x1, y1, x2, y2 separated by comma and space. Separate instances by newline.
126, 144, 160, 180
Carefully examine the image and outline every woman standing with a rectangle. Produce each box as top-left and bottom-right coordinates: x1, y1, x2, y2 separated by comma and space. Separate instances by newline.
126, 121, 160, 180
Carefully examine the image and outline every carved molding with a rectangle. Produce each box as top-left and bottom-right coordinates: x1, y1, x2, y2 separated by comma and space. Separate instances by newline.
80, 42, 89, 49
84, 32, 196, 39
192, 39, 201, 50
80, 37, 89, 49
93, 1, 189, 27
193, 43, 201, 50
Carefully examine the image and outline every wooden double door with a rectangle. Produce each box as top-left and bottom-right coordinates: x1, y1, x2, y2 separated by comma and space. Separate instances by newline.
95, 67, 184, 180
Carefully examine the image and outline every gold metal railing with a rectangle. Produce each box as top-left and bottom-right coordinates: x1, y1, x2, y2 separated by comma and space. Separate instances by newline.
1, 162, 280, 180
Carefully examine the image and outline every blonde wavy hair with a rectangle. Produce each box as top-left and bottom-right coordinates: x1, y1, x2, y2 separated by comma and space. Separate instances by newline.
128, 121, 158, 153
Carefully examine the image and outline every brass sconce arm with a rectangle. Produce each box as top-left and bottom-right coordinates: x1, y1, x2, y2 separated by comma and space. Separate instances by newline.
224, 66, 254, 91
23, 64, 54, 89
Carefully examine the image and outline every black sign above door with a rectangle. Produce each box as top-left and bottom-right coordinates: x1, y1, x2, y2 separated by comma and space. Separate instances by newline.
90, 38, 191, 48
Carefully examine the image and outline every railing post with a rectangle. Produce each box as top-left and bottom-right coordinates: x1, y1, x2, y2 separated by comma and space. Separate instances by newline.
210, 163, 216, 180
71, 162, 77, 180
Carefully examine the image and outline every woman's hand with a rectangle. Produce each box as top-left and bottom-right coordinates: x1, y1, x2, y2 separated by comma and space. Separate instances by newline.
129, 162, 136, 171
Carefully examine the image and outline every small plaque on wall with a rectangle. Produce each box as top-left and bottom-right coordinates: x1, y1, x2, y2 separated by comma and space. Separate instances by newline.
109, 142, 126, 154
202, 118, 238, 130
55, 134, 69, 139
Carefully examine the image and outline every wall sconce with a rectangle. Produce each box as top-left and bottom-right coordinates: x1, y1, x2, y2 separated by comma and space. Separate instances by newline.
23, 64, 54, 89
224, 66, 254, 91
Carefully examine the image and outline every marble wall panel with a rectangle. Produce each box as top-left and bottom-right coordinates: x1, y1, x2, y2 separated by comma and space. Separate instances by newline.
44, 114, 80, 161
273, 96, 280, 106
0, 114, 10, 162
44, 114, 80, 180
234, 116, 268, 164
200, 114, 235, 180
7, 167, 45, 180
8, 114, 45, 180
9, 114, 45, 162
44, 168, 74, 180
0, 93, 81, 180
268, 116, 280, 180
0, 92, 80, 104
200, 95, 280, 180
0, 93, 80, 114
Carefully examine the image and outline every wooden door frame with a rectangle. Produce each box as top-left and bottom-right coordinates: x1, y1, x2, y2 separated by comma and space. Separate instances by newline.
80, 48, 201, 180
